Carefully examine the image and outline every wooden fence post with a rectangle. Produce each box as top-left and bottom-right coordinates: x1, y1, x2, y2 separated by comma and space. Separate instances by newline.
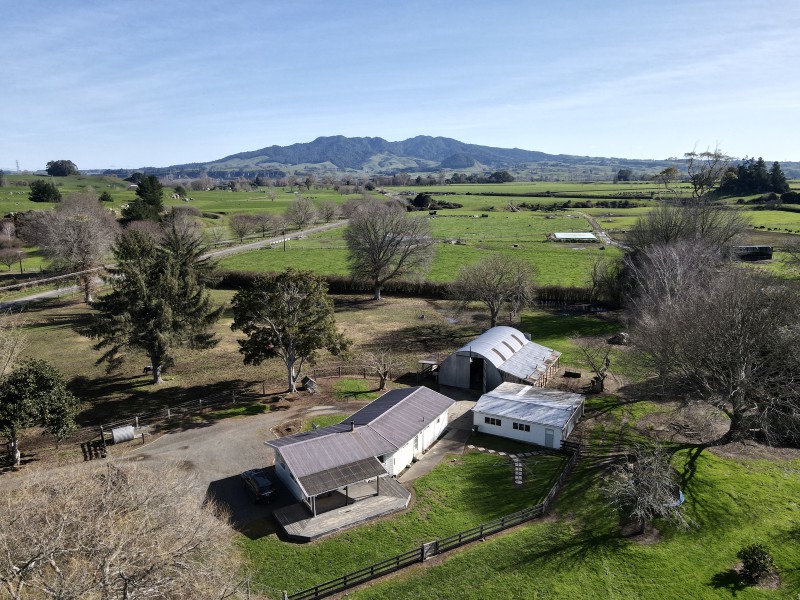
232, 390, 236, 404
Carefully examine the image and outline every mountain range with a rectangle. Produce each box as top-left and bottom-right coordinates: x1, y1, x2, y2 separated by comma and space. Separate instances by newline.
104, 135, 800, 180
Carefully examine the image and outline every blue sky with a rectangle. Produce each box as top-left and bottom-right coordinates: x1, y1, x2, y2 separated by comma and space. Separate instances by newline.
2, 0, 799, 170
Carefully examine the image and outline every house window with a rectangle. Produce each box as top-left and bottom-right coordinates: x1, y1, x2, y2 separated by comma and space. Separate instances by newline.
513, 422, 531, 432
484, 417, 502, 426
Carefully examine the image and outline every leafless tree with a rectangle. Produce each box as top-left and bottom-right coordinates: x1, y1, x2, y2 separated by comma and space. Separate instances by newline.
267, 182, 277, 202
0, 219, 15, 242
602, 442, 688, 534
205, 225, 227, 246
22, 193, 119, 302
229, 213, 258, 242
284, 197, 317, 230
629, 256, 800, 445
345, 201, 434, 300
575, 338, 612, 392
163, 206, 203, 241
362, 345, 403, 390
626, 202, 747, 252
0, 248, 21, 272
253, 213, 282, 238
0, 463, 254, 599
318, 200, 339, 223
684, 145, 731, 203
451, 255, 536, 327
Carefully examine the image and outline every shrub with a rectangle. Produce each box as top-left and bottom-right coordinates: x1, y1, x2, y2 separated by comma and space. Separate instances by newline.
737, 544, 774, 582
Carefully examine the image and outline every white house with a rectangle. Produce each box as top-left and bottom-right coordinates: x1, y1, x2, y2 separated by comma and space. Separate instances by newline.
472, 382, 584, 449
436, 326, 561, 393
266, 386, 454, 516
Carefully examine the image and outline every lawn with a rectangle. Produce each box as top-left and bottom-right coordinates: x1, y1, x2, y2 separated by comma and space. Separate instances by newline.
242, 450, 569, 594
352, 449, 800, 599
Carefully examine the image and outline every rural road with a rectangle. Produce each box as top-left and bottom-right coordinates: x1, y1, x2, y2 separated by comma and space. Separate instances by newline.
575, 210, 631, 250
0, 220, 347, 311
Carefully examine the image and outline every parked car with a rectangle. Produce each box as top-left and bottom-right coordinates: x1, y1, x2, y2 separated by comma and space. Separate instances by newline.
241, 468, 275, 503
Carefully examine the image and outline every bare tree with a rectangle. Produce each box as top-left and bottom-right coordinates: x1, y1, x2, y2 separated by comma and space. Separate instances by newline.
267, 182, 277, 202
229, 213, 258, 242
602, 442, 687, 534
627, 202, 747, 252
0, 248, 21, 272
284, 197, 317, 230
685, 146, 731, 203
205, 225, 227, 246
629, 258, 800, 445
575, 338, 612, 392
345, 202, 434, 300
22, 193, 119, 302
318, 200, 339, 223
362, 345, 403, 390
0, 463, 252, 599
253, 213, 282, 238
451, 255, 536, 327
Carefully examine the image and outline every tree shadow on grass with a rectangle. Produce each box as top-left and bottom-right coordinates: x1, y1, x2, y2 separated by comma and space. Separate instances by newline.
372, 322, 482, 355
709, 569, 748, 596
71, 375, 262, 425
520, 311, 622, 341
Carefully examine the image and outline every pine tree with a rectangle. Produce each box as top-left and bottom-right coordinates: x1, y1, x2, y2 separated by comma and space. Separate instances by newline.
122, 175, 164, 221
769, 161, 790, 194
87, 225, 223, 384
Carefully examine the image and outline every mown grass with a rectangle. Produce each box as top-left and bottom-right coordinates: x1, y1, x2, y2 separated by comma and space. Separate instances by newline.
300, 413, 349, 432
351, 415, 800, 599
330, 378, 382, 401
242, 451, 569, 593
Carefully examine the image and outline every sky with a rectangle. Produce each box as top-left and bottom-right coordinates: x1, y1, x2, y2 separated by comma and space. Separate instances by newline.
2, 0, 799, 170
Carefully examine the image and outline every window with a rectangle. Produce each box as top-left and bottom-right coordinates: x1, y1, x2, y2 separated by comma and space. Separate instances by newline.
484, 417, 502, 426
513, 422, 531, 432
377, 455, 386, 463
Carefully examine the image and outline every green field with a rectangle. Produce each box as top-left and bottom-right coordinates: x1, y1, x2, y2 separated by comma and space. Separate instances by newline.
242, 451, 569, 593
218, 210, 621, 287
351, 449, 800, 599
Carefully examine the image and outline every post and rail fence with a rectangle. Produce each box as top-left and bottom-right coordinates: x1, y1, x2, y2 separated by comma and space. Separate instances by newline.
283, 440, 581, 600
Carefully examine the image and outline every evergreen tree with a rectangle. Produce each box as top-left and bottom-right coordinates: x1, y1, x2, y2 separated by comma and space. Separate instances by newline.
0, 359, 78, 467
122, 175, 164, 221
231, 269, 350, 392
769, 161, 790, 194
88, 225, 223, 384
28, 179, 62, 203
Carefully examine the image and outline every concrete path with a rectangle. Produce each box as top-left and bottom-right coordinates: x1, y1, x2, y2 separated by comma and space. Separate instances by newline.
399, 399, 475, 483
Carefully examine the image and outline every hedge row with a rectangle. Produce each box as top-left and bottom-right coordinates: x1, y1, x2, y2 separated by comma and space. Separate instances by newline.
215, 270, 594, 305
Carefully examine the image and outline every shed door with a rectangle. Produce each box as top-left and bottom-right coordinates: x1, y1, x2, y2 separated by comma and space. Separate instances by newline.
545, 428, 555, 448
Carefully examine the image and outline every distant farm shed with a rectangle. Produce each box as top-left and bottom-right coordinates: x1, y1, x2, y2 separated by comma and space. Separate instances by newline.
473, 382, 584, 449
549, 232, 598, 242
437, 326, 560, 393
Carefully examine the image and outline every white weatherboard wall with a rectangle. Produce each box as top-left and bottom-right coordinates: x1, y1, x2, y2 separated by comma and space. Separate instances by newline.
274, 449, 308, 504
384, 409, 449, 476
473, 410, 564, 448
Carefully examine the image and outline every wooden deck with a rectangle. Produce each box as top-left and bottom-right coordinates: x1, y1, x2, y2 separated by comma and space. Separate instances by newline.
273, 477, 411, 542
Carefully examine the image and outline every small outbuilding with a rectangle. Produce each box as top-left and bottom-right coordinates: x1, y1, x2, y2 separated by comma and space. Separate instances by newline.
436, 326, 560, 393
549, 232, 598, 243
472, 382, 584, 449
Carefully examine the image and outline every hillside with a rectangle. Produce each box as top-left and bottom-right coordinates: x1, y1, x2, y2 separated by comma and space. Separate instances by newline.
105, 135, 691, 180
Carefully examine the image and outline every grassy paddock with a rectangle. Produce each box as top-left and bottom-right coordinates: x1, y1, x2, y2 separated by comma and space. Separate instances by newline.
350, 402, 800, 599
243, 451, 569, 593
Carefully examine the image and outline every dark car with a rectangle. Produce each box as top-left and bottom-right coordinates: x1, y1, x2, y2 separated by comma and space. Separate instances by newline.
241, 468, 275, 503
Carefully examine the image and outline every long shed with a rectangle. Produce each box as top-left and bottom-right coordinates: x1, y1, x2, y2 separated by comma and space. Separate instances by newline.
472, 382, 584, 448
436, 326, 560, 393
266, 386, 454, 516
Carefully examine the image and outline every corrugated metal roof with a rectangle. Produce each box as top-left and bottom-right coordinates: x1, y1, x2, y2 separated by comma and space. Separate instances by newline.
498, 341, 561, 383
454, 326, 530, 368
299, 457, 387, 497
474, 382, 583, 428
266, 386, 454, 496
453, 326, 561, 383
553, 232, 597, 240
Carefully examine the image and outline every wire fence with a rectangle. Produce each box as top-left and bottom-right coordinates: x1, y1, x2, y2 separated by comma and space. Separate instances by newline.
284, 440, 581, 600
